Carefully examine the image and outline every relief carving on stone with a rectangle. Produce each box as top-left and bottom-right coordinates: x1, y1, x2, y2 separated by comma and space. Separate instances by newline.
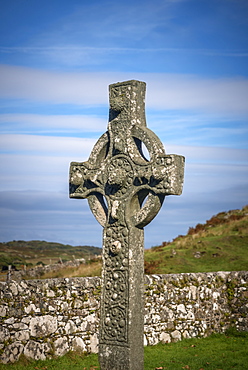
70, 80, 184, 368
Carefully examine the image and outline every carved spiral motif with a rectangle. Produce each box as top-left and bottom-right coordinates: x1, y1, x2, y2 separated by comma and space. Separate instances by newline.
101, 222, 129, 344
103, 306, 127, 342
105, 156, 133, 199
104, 223, 129, 269
105, 270, 127, 305
109, 240, 122, 255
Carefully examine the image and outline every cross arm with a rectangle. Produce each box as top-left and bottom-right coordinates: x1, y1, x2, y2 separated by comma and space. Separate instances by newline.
153, 154, 185, 195
69, 161, 104, 199
134, 154, 185, 196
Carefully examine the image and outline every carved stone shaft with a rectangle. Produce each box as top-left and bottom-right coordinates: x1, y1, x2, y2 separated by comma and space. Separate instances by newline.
69, 80, 185, 370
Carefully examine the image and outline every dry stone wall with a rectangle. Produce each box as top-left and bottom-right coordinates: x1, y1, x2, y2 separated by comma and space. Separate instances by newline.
144, 271, 247, 345
0, 271, 247, 363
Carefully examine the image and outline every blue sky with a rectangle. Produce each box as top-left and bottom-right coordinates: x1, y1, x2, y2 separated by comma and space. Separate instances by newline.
0, 0, 247, 248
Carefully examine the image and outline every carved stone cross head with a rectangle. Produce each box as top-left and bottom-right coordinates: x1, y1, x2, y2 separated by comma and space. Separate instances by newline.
69, 80, 184, 370
70, 80, 184, 229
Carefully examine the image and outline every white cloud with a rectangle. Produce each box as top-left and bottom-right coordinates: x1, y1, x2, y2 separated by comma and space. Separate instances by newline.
2, 133, 248, 165
1, 46, 248, 58
146, 74, 248, 115
0, 154, 70, 192
154, 120, 248, 147
165, 144, 248, 165
184, 162, 248, 194
0, 65, 110, 104
0, 136, 98, 192
0, 114, 106, 134
29, 0, 175, 47
1, 65, 248, 116
0, 134, 96, 156
1, 138, 247, 197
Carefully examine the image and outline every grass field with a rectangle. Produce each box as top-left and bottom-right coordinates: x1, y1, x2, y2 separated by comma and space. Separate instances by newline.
144, 206, 248, 274
0, 330, 247, 370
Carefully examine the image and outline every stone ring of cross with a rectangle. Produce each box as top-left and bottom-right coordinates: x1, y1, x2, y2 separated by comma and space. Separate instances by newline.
85, 129, 169, 228
69, 80, 184, 229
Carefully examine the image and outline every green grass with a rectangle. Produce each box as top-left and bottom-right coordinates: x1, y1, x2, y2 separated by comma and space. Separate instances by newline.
144, 205, 248, 274
144, 331, 248, 370
1, 331, 247, 370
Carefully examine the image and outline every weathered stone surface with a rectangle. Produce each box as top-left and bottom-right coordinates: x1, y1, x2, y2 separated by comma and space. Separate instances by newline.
0, 327, 10, 342
1, 342, 24, 364
0, 306, 7, 317
15, 330, 30, 341
30, 315, 57, 337
24, 340, 51, 361
53, 337, 69, 357
89, 333, 99, 353
171, 330, 182, 342
8, 282, 19, 295
72, 337, 87, 352
25, 303, 40, 314
160, 332, 171, 343
70, 80, 185, 370
64, 319, 77, 334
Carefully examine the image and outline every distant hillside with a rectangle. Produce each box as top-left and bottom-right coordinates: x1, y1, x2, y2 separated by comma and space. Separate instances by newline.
0, 240, 101, 270
1, 206, 247, 279
144, 205, 248, 274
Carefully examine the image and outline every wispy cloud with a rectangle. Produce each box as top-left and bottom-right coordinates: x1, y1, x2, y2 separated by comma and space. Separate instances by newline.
166, 145, 248, 165
1, 46, 247, 69
1, 46, 247, 57
1, 65, 248, 116
0, 65, 110, 104
1, 136, 247, 192
146, 74, 248, 115
31, 0, 175, 46
0, 134, 96, 156
0, 114, 106, 134
154, 117, 248, 147
1, 132, 248, 164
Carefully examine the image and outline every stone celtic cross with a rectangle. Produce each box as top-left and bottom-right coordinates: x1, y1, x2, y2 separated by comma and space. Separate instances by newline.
69, 80, 184, 370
